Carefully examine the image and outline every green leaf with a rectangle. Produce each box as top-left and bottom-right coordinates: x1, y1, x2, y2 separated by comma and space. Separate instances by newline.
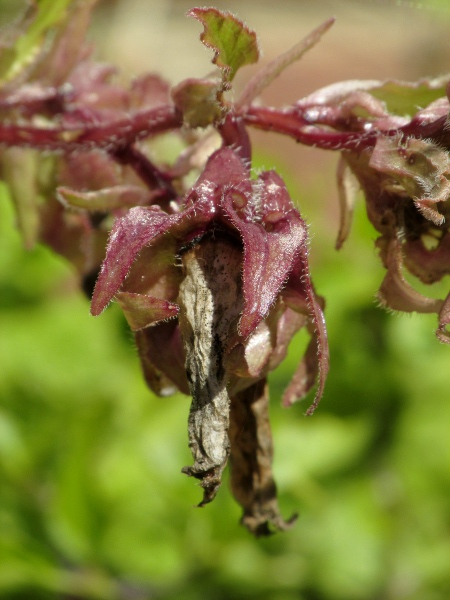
188, 8, 260, 83
369, 76, 448, 116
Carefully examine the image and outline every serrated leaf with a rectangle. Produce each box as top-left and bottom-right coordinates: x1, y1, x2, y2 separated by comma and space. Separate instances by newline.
188, 8, 260, 82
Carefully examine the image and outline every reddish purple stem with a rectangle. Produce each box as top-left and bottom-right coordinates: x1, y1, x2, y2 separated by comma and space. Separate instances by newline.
113, 144, 178, 208
218, 113, 252, 165
0, 105, 182, 150
244, 106, 449, 151
243, 106, 375, 150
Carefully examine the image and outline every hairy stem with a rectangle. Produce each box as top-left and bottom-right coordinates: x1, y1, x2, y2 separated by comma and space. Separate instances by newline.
112, 144, 177, 208
0, 105, 182, 150
217, 113, 252, 165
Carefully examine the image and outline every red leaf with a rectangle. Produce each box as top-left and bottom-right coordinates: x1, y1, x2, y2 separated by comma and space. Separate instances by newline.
223, 169, 308, 338
91, 207, 182, 315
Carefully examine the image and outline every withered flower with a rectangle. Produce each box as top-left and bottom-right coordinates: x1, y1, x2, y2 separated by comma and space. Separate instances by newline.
91, 146, 328, 535
331, 82, 450, 341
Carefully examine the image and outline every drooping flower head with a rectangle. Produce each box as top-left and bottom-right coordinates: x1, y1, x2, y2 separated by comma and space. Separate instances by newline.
6, 0, 450, 534
90, 145, 328, 533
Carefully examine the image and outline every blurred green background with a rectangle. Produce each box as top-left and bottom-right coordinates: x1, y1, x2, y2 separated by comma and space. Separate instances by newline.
1, 1, 450, 599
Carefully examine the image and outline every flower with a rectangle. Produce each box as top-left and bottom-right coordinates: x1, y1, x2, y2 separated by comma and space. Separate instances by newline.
327, 83, 450, 339
91, 146, 329, 534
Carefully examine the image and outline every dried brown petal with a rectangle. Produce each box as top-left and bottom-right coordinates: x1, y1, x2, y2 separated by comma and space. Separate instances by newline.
229, 379, 297, 536
178, 234, 244, 505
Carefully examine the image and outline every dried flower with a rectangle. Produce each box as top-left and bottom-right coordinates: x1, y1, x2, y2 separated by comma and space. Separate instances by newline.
91, 146, 328, 533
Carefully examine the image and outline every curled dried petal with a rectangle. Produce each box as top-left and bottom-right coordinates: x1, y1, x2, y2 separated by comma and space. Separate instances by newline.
376, 237, 443, 313
229, 380, 297, 536
178, 235, 244, 505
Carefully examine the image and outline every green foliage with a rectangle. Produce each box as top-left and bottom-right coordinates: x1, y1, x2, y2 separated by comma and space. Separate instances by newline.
188, 7, 260, 82
369, 79, 448, 117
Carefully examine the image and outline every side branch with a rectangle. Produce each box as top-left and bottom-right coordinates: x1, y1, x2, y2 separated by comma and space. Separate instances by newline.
244, 106, 449, 151
112, 145, 178, 207
0, 105, 182, 151
244, 106, 376, 150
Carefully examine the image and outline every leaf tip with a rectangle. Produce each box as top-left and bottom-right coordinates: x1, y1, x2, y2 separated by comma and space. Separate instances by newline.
187, 6, 260, 82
